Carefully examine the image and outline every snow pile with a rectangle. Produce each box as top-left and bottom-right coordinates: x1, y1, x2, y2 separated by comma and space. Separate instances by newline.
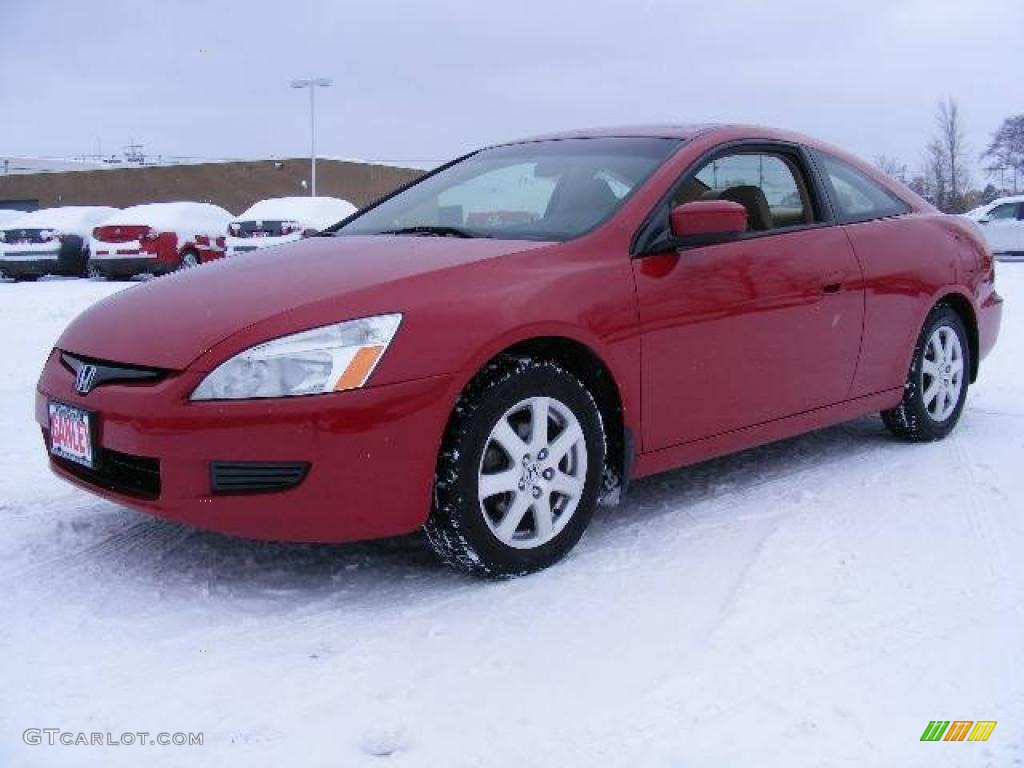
0, 269, 1021, 767
0, 209, 29, 228
236, 197, 357, 230
98, 202, 233, 231
2, 206, 119, 237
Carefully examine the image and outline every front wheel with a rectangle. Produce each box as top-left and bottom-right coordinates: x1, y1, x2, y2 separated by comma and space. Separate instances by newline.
425, 357, 605, 577
882, 305, 970, 441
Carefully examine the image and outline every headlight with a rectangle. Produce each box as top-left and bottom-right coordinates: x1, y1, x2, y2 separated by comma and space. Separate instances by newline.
190, 314, 402, 400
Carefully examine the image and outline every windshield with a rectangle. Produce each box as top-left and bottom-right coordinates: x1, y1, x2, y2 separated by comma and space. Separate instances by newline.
334, 137, 681, 242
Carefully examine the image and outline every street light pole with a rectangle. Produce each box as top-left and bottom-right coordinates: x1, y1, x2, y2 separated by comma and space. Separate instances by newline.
290, 77, 333, 196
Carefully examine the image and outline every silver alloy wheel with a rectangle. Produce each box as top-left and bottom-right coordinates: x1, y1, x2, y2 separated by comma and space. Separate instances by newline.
921, 325, 964, 422
180, 251, 199, 269
477, 396, 588, 549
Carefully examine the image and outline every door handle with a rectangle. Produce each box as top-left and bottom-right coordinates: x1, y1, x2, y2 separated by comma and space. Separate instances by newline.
821, 271, 844, 294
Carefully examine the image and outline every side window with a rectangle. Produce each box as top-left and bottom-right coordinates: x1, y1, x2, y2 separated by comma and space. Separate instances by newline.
819, 153, 910, 221
674, 152, 814, 231
986, 203, 1018, 221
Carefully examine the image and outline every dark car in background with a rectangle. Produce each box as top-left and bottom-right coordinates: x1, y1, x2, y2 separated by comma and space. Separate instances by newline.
0, 206, 118, 280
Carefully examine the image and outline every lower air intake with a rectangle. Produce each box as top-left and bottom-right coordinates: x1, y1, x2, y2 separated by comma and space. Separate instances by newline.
210, 461, 309, 495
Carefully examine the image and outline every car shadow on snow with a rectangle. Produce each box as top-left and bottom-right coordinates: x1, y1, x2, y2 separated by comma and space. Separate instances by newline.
40, 415, 899, 602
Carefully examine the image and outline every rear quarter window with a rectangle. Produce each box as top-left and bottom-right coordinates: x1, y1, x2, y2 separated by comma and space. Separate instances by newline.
817, 153, 911, 222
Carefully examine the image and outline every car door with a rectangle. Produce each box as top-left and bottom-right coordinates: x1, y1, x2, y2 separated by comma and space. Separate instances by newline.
812, 150, 953, 397
632, 145, 864, 452
1013, 203, 1024, 254
979, 202, 1021, 254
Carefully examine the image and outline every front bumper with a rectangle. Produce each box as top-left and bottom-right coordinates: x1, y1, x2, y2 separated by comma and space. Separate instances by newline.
36, 349, 454, 542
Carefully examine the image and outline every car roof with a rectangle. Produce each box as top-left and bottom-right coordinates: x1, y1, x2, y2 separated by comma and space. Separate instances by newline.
509, 124, 723, 142
491, 123, 935, 214
986, 195, 1024, 206
500, 123, 833, 149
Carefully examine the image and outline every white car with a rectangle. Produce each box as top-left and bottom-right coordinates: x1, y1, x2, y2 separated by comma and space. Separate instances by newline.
0, 206, 119, 281
89, 202, 233, 278
225, 196, 357, 256
966, 195, 1024, 258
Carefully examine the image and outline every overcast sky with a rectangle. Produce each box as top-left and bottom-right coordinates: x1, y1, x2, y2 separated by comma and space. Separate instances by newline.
1, 0, 1019, 177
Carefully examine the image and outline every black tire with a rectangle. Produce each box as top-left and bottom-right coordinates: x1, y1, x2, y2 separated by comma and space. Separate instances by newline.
425, 357, 606, 577
177, 249, 200, 271
75, 244, 91, 277
881, 305, 970, 442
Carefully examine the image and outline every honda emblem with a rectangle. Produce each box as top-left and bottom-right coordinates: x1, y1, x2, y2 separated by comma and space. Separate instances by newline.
75, 364, 98, 395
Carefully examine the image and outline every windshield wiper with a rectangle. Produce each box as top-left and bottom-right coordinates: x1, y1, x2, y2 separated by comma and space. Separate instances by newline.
378, 225, 483, 239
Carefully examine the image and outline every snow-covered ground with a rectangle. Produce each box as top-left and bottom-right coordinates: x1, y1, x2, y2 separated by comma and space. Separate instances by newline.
1, 270, 1021, 767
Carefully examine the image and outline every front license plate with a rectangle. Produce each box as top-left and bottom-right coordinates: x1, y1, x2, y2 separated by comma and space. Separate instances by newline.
48, 401, 95, 469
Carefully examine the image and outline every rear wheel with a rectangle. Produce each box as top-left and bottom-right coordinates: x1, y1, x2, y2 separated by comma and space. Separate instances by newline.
882, 305, 969, 441
425, 357, 605, 577
77, 246, 91, 277
178, 249, 200, 271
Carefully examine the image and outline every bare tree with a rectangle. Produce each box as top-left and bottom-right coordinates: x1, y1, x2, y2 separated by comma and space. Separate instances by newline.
932, 98, 970, 212
983, 114, 1024, 194
874, 155, 908, 184
922, 138, 949, 210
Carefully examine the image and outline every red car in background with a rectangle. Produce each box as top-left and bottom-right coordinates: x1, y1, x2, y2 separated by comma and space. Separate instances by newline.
37, 125, 1002, 576
88, 202, 232, 278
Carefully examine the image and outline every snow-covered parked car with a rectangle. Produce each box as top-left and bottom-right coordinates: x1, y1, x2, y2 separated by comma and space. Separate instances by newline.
0, 206, 119, 281
0, 209, 24, 228
225, 196, 357, 256
88, 202, 233, 279
965, 195, 1024, 259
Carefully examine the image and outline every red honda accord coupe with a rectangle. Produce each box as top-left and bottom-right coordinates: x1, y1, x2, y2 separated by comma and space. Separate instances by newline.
37, 125, 1002, 576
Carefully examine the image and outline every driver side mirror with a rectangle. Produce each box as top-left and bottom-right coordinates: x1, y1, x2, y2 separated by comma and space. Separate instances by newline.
670, 200, 749, 242
976, 217, 990, 225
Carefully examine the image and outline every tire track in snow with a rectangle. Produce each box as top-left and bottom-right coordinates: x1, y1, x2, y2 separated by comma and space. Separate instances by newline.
588, 421, 897, 555
0, 517, 194, 587
945, 427, 1005, 581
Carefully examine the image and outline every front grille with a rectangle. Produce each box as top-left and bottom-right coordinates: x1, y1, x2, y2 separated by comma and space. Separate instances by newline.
210, 461, 309, 494
61, 352, 167, 392
45, 430, 161, 499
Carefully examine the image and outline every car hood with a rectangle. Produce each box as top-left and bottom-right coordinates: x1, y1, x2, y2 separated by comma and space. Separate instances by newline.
57, 235, 550, 370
